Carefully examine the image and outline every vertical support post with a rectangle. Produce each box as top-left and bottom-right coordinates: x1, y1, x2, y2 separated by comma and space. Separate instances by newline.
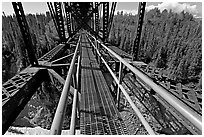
93, 3, 96, 32
64, 2, 72, 37
103, 2, 109, 42
47, 2, 61, 38
132, 2, 146, 61
70, 2, 75, 33
70, 88, 78, 135
90, 2, 95, 31
117, 61, 123, 109
71, 17, 74, 33
97, 43, 101, 66
92, 4, 95, 31
12, 2, 38, 66
107, 2, 117, 38
69, 70, 77, 135
94, 37, 98, 60
95, 2, 99, 35
54, 2, 66, 43
115, 61, 120, 72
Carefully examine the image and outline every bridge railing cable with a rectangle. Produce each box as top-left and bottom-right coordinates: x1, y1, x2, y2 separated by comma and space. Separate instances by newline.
50, 33, 81, 135
86, 32, 202, 134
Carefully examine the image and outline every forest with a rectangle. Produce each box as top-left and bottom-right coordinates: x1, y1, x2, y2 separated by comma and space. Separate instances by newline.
2, 8, 202, 88
2, 12, 59, 83
2, 7, 202, 131
109, 9, 202, 89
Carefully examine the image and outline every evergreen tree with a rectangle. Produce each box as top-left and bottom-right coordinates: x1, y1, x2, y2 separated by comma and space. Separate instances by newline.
109, 8, 202, 88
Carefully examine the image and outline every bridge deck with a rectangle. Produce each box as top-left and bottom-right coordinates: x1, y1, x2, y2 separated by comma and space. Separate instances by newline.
80, 34, 127, 135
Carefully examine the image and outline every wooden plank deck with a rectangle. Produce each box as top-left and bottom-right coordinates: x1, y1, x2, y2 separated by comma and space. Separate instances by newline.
80, 34, 127, 135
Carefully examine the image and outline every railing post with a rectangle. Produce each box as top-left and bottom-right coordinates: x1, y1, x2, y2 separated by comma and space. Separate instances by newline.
115, 61, 120, 72
117, 61, 123, 109
92, 41, 95, 55
94, 38, 98, 61
70, 88, 78, 135
97, 43, 101, 66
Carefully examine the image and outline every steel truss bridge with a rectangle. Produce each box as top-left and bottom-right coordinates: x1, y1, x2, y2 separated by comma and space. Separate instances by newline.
2, 2, 202, 135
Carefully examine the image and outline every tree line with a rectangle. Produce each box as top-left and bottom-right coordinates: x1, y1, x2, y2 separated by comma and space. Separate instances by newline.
2, 8, 202, 89
109, 9, 202, 88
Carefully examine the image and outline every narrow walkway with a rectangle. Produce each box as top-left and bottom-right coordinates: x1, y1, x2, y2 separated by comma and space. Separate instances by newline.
80, 34, 128, 135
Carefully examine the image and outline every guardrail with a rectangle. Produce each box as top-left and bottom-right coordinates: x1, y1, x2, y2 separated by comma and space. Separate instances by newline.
86, 32, 202, 134
50, 34, 81, 134
86, 34, 155, 135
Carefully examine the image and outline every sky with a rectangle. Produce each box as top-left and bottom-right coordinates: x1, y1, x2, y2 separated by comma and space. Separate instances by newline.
1, 2, 203, 18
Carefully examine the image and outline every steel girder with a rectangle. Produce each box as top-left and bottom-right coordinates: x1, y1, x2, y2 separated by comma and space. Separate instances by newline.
68, 5, 103, 40
63, 2, 103, 40
47, 2, 61, 41
2, 67, 47, 134
70, 3, 76, 33
2, 31, 80, 134
64, 2, 72, 37
12, 2, 38, 66
132, 2, 146, 61
94, 2, 99, 34
90, 2, 94, 30
54, 2, 66, 42
2, 44, 66, 134
103, 2, 109, 42
108, 2, 117, 38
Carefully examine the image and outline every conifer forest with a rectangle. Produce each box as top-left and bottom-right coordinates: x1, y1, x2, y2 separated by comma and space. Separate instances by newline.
2, 7, 202, 132
3, 8, 202, 89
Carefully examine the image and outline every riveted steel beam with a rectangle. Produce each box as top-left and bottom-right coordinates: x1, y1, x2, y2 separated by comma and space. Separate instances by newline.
54, 2, 66, 42
12, 2, 38, 66
64, 2, 72, 37
132, 2, 146, 61
2, 67, 47, 134
108, 2, 117, 38
103, 2, 109, 41
47, 2, 61, 40
94, 2, 99, 34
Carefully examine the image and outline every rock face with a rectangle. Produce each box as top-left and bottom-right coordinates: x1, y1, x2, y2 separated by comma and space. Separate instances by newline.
5, 126, 81, 135
12, 81, 73, 130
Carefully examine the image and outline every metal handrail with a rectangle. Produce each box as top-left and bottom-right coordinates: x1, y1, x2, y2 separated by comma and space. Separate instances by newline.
87, 33, 202, 133
50, 34, 81, 135
87, 34, 155, 135
69, 55, 81, 135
